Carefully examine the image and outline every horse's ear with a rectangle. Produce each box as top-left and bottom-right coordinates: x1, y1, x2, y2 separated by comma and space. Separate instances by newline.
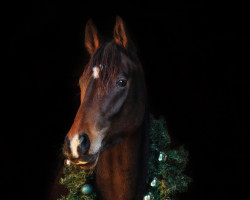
85, 19, 100, 55
113, 16, 129, 49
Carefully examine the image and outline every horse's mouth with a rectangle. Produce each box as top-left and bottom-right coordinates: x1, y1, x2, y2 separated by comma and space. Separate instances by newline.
69, 153, 99, 169
76, 157, 98, 169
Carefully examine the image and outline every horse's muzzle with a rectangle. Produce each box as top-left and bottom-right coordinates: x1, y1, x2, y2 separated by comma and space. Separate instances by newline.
64, 134, 99, 169
64, 133, 90, 156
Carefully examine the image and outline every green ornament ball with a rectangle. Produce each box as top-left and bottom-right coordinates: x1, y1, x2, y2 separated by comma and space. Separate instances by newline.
81, 184, 93, 195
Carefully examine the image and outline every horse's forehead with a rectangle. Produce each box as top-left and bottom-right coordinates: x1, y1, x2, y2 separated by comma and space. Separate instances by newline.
81, 52, 135, 84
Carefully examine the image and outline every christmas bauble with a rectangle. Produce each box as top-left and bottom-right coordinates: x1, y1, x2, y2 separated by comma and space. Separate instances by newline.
150, 177, 158, 187
158, 152, 167, 161
64, 159, 71, 166
144, 192, 153, 200
81, 184, 93, 195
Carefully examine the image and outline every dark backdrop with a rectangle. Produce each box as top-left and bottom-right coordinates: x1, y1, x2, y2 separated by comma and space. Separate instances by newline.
4, 1, 249, 200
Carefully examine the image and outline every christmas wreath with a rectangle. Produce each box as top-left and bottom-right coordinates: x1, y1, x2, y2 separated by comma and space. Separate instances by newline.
59, 116, 191, 200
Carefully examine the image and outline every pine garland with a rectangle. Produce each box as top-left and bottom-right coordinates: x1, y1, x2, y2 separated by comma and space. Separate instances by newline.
59, 116, 191, 200
146, 117, 192, 199
59, 164, 95, 200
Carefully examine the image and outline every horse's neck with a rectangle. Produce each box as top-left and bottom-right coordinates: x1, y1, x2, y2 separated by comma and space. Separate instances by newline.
95, 125, 148, 200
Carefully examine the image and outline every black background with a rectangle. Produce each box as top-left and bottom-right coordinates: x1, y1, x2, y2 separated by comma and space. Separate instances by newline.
3, 1, 249, 200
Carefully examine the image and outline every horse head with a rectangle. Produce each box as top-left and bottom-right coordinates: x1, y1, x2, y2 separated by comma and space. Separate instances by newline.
64, 17, 146, 169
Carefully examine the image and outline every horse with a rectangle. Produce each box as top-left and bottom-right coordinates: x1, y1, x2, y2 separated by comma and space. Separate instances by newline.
62, 16, 149, 200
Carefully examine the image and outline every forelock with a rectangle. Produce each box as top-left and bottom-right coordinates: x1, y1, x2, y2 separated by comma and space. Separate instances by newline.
89, 42, 122, 88
82, 41, 139, 92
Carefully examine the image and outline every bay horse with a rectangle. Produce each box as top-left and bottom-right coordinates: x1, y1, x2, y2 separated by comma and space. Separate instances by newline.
64, 16, 149, 200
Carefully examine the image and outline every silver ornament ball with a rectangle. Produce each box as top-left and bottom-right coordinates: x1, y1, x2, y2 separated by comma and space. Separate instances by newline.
158, 152, 167, 161
150, 177, 158, 187
144, 192, 153, 200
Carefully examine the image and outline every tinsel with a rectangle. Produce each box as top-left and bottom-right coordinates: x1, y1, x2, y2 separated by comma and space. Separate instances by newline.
59, 116, 191, 200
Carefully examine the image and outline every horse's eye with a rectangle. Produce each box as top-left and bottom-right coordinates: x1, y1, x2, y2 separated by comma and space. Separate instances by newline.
116, 79, 127, 87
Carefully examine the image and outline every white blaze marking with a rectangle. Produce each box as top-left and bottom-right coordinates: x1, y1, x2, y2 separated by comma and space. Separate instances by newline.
70, 134, 79, 158
92, 66, 100, 79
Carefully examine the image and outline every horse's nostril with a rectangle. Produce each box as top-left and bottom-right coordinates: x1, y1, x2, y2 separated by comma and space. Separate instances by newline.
78, 133, 90, 154
79, 133, 87, 144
